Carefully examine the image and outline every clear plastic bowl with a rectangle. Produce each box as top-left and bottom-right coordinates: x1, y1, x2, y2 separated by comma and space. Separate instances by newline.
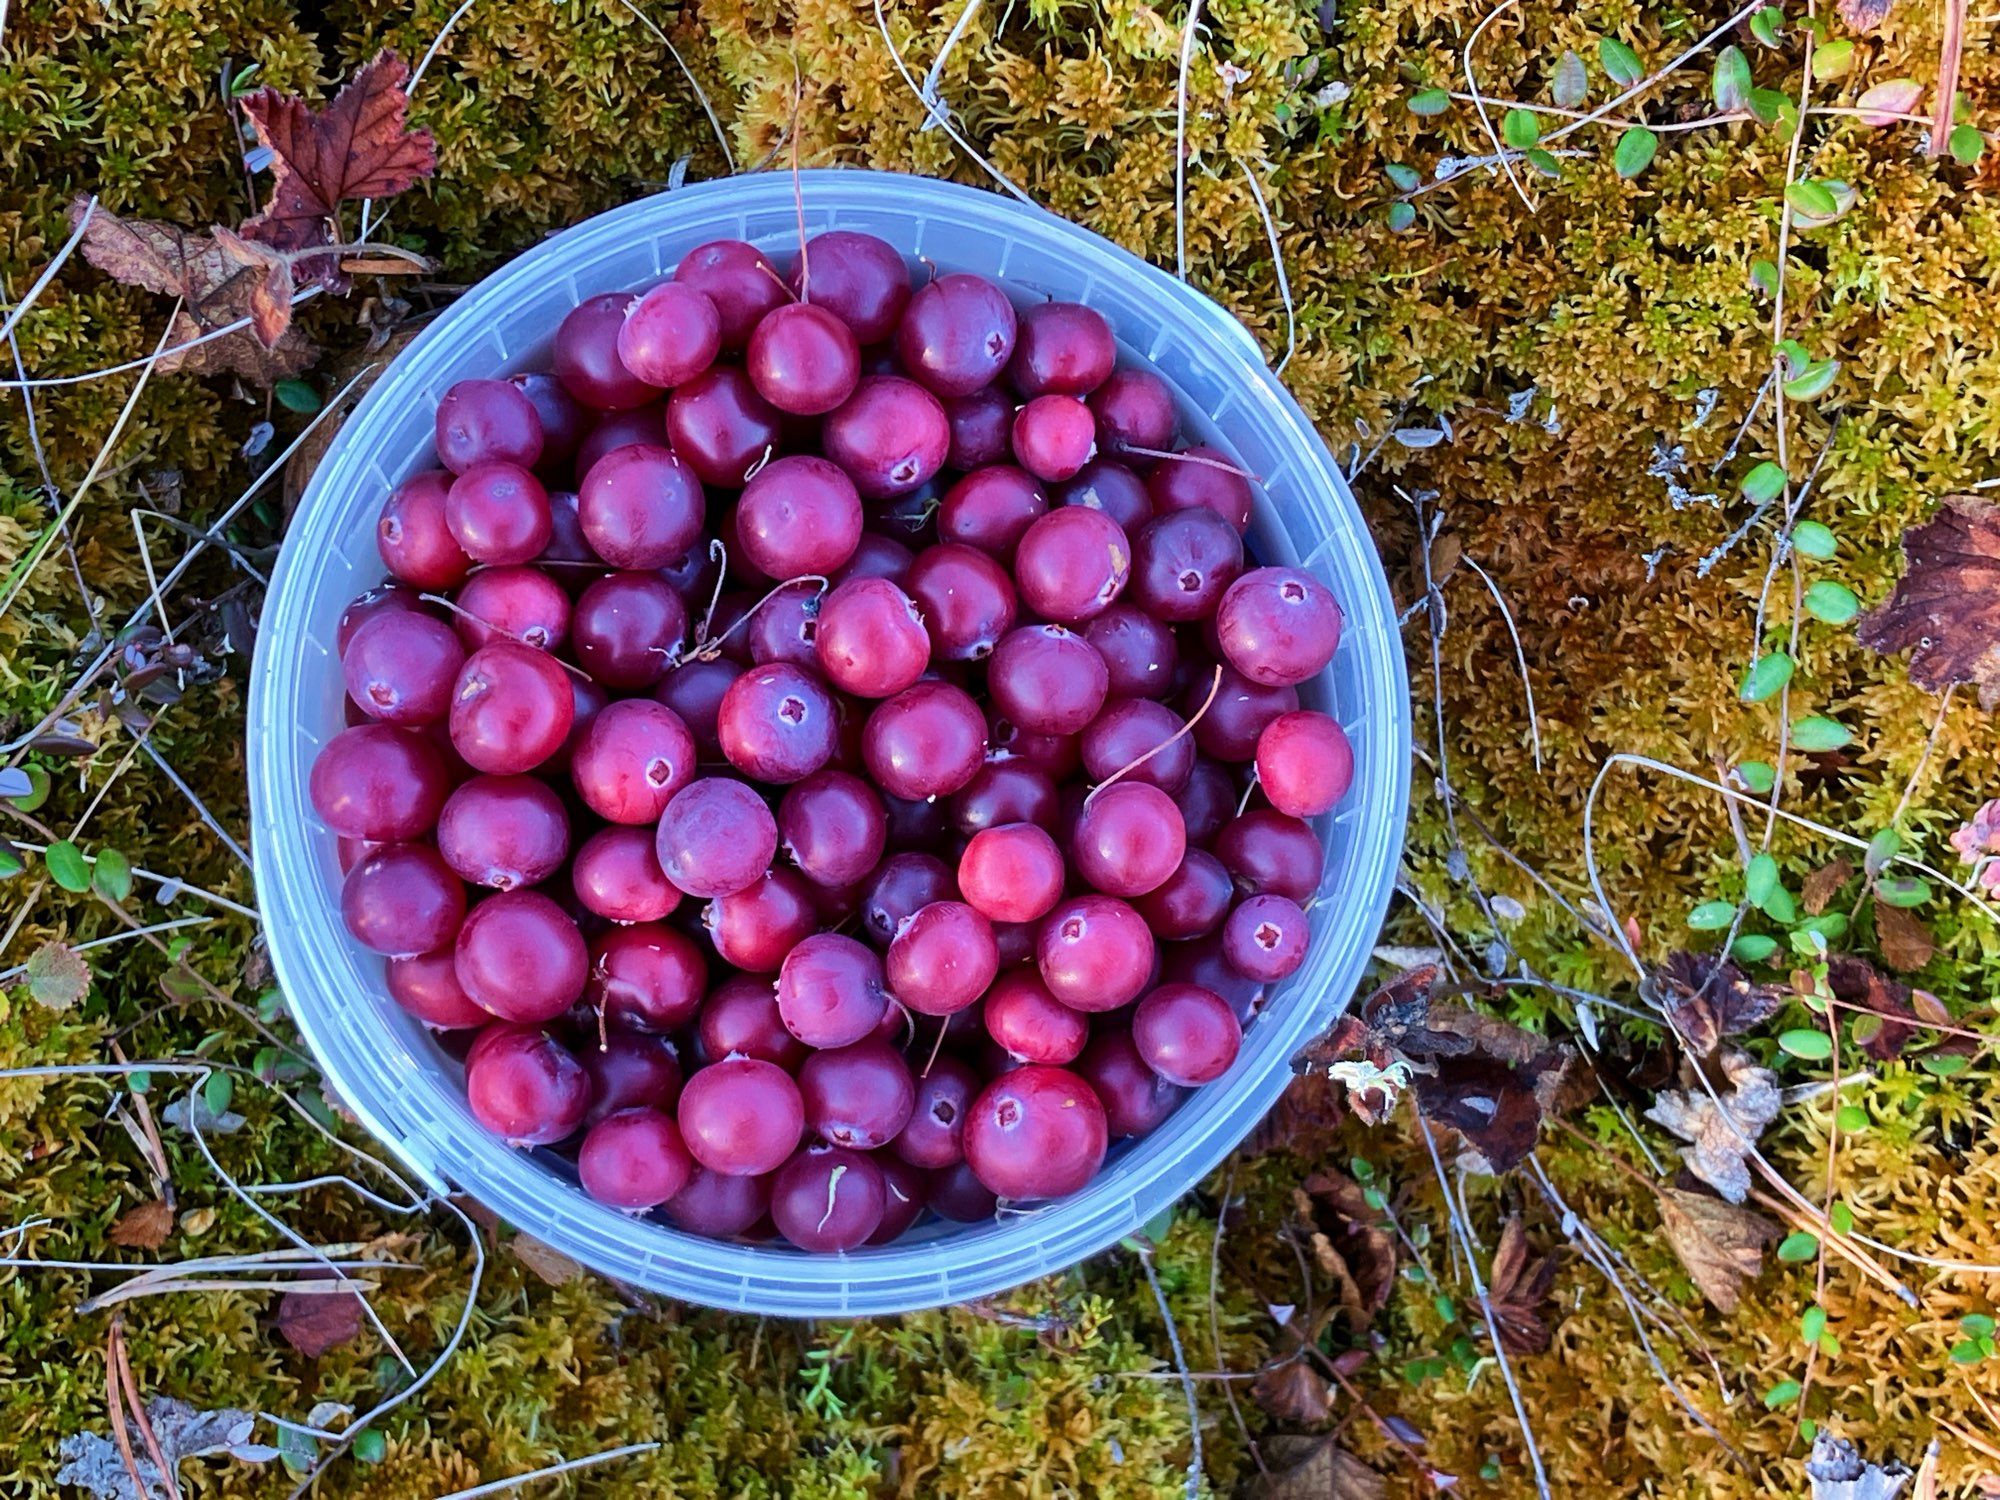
249, 170, 1410, 1316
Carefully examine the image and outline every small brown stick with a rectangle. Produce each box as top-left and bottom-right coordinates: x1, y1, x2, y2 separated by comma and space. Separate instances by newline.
104, 1319, 150, 1500
1115, 444, 1256, 480
112, 1313, 183, 1500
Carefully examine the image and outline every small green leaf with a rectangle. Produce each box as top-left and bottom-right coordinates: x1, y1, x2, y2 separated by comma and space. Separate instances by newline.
1777, 338, 1811, 374
1552, 49, 1588, 110
1791, 716, 1851, 752
92, 847, 133, 902
1875, 875, 1932, 907
1688, 900, 1736, 931
1748, 87, 1799, 131
1387, 201, 1417, 232
1746, 852, 1780, 908
1763, 886, 1798, 924
44, 840, 91, 893
1964, 1314, 1997, 1339
1836, 1105, 1868, 1132
1763, 1379, 1803, 1407
0, 845, 22, 880
354, 1428, 387, 1464
1740, 652, 1794, 702
1613, 126, 1658, 178
1921, 1051, 1971, 1077
1801, 1305, 1827, 1343
1732, 934, 1779, 963
1952, 1339, 1985, 1364
1599, 37, 1645, 86
1750, 6, 1785, 46
227, 61, 262, 96
1803, 579, 1859, 623
1784, 360, 1840, 401
1742, 460, 1788, 503
1830, 1201, 1854, 1234
1792, 520, 1837, 559
1362, 1185, 1388, 1210
1409, 88, 1452, 117
1350, 1156, 1376, 1181
274, 379, 322, 414
1811, 39, 1854, 79
1865, 827, 1902, 874
1524, 147, 1563, 179
1736, 760, 1777, 794
1502, 108, 1540, 149
1798, 912, 1847, 942
203, 1071, 235, 1118
1713, 45, 1753, 111
1779, 1028, 1833, 1060
1786, 180, 1839, 218
1819, 1331, 1841, 1356
1750, 257, 1781, 297
1777, 1230, 1821, 1262
129, 1069, 153, 1094
1949, 125, 1985, 166
1385, 163, 1421, 192
1434, 1293, 1458, 1322
7, 766, 50, 811
258, 988, 288, 1024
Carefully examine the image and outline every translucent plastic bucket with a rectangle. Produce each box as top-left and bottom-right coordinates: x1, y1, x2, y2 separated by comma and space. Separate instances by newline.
249, 169, 1410, 1317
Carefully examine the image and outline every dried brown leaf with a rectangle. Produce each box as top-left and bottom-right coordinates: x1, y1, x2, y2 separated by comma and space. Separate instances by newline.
1297, 1172, 1398, 1322
70, 205, 227, 300
1486, 1216, 1560, 1354
1874, 903, 1936, 973
1242, 1073, 1346, 1158
1827, 954, 1920, 1060
1644, 1049, 1781, 1202
1252, 1361, 1332, 1424
510, 1232, 583, 1287
109, 1200, 175, 1250
1857, 496, 2000, 709
25, 941, 91, 1011
1255, 1437, 1389, 1500
1835, 0, 1893, 31
275, 1285, 364, 1357
1647, 951, 1785, 1057
212, 227, 297, 347
1656, 1186, 1779, 1313
1803, 856, 1856, 916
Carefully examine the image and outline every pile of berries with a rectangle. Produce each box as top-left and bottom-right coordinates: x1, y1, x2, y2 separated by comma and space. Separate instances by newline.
314, 229, 1352, 1252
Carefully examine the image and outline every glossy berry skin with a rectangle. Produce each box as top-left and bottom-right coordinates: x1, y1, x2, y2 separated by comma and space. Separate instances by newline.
1011, 395, 1097, 484
589, 922, 707, 1033
435, 378, 544, 474
1190, 666, 1297, 762
445, 462, 553, 566
860, 853, 957, 948
510, 372, 589, 468
449, 642, 576, 774
1087, 368, 1176, 452
579, 1107, 695, 1210
378, 472, 473, 589
1080, 697, 1195, 793
1131, 508, 1244, 622
905, 543, 1016, 662
574, 403, 667, 478
939, 466, 1046, 560
928, 1160, 999, 1221
553, 292, 657, 410
963, 1065, 1107, 1201
736, 455, 863, 578
950, 762, 1060, 836
771, 1145, 885, 1251
746, 302, 861, 415
1037, 894, 1156, 1012
341, 611, 465, 726
656, 777, 778, 898
987, 713, 1081, 780
1009, 301, 1117, 397
572, 825, 682, 925
1180, 759, 1237, 847
822, 375, 951, 499
943, 387, 1015, 470
1255, 710, 1353, 818
437, 774, 571, 890
664, 1166, 772, 1236
577, 444, 706, 568
1215, 567, 1344, 687
793, 230, 912, 342
673, 239, 788, 349
886, 1053, 979, 1169
957, 823, 1065, 923
799, 1038, 916, 1149
1076, 1030, 1185, 1138
1135, 849, 1234, 940
569, 699, 697, 824
337, 583, 426, 654
571, 572, 688, 690
1013, 506, 1130, 624
615, 281, 723, 387
887, 900, 999, 1016
1223, 893, 1311, 981
705, 868, 818, 972
862, 680, 987, 800
987, 625, 1109, 736
653, 657, 741, 758
1057, 460, 1153, 534
896, 273, 1018, 397
678, 1057, 804, 1176
1132, 982, 1242, 1085
342, 843, 465, 957
465, 1025, 591, 1144
452, 566, 571, 653
717, 663, 840, 784
982, 969, 1088, 1064
815, 577, 930, 698
387, 950, 492, 1030
1146, 447, 1255, 533
777, 933, 890, 1049
580, 1031, 685, 1125
1071, 782, 1187, 898
698, 976, 809, 1070
543, 488, 596, 572
310, 724, 452, 841
839, 533, 915, 586
778, 769, 887, 886
1214, 810, 1324, 902
1083, 606, 1178, 700
667, 367, 784, 487
454, 890, 590, 1024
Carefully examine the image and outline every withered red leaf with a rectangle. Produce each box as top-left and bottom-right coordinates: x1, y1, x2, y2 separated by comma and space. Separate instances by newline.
241, 50, 436, 276
1802, 857, 1855, 916
1242, 1072, 1346, 1159
1874, 902, 1936, 974
1485, 1216, 1560, 1355
1826, 953, 1920, 1060
212, 227, 298, 348
1857, 496, 2000, 709
1255, 1437, 1389, 1500
276, 1285, 364, 1357
1647, 951, 1786, 1057
1294, 1173, 1398, 1324
1413, 1056, 1549, 1173
109, 1199, 175, 1250
1252, 1360, 1332, 1425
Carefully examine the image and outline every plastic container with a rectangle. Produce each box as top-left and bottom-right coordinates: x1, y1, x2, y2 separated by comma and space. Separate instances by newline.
249, 169, 1409, 1316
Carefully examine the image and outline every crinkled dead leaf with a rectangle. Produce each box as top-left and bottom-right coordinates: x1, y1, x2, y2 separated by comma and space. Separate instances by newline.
1252, 1360, 1332, 1424
1874, 903, 1936, 974
1644, 1048, 1781, 1202
276, 1285, 364, 1357
1834, 0, 1893, 31
1827, 954, 1921, 1060
1646, 952, 1784, 1057
1808, 1431, 1914, 1499
1295, 1171, 1397, 1325
1858, 496, 2000, 709
1242, 1072, 1347, 1158
1255, 1436, 1389, 1500
70, 208, 226, 299
510, 1232, 584, 1286
1804, 856, 1856, 915
1486, 1216, 1560, 1354
212, 226, 296, 347
23, 940, 90, 1010
240, 50, 436, 281
109, 1199, 175, 1250
1655, 1185, 1778, 1313
57, 1397, 275, 1500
